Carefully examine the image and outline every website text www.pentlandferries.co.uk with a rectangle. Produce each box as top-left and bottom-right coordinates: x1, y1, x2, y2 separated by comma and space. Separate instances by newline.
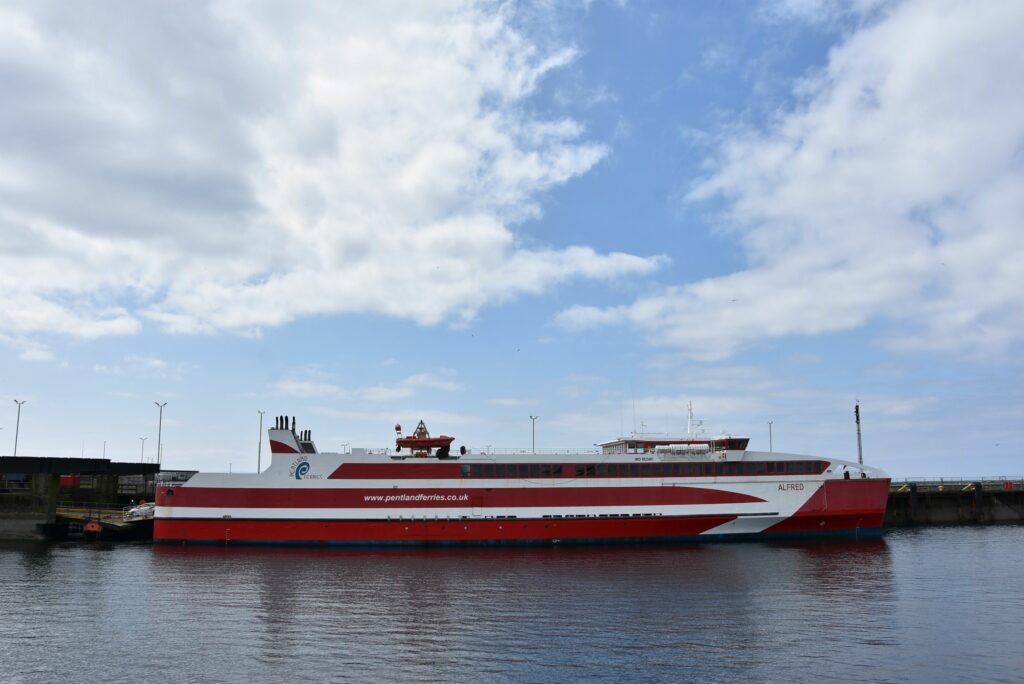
363, 493, 471, 503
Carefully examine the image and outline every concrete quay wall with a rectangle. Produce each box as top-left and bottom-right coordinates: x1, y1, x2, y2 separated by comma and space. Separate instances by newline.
0, 474, 58, 540
886, 480, 1024, 527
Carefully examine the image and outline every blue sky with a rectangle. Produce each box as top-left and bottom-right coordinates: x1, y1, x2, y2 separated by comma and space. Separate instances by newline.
2, 1, 1022, 477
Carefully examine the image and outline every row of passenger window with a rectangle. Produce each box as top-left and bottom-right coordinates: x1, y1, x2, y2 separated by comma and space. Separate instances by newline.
459, 461, 827, 478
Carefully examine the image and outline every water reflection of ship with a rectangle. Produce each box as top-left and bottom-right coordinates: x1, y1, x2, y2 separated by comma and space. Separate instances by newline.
150, 538, 894, 599
148, 541, 898, 679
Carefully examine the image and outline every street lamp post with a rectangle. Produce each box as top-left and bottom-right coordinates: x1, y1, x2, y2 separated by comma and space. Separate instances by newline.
140, 436, 147, 462
768, 421, 773, 452
529, 415, 538, 454
257, 410, 265, 473
154, 402, 167, 468
13, 400, 26, 457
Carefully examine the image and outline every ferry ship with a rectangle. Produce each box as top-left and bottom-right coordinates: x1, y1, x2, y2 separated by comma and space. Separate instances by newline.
154, 410, 890, 545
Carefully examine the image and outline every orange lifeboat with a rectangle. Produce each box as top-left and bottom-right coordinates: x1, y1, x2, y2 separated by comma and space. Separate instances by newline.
395, 420, 455, 455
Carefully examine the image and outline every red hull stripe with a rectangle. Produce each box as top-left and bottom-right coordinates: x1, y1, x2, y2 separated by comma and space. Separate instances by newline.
765, 479, 890, 533
269, 440, 299, 454
154, 507, 886, 543
155, 514, 740, 543
159, 486, 765, 509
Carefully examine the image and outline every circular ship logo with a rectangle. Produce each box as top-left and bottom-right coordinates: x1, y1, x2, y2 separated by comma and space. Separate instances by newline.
290, 458, 311, 480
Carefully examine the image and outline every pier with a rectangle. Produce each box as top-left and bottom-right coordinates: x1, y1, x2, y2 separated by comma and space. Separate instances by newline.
0, 456, 158, 540
6, 456, 1024, 540
886, 478, 1024, 527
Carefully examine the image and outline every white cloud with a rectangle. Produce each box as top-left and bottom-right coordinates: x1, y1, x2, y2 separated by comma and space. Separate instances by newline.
91, 354, 185, 379
124, 355, 167, 370
758, 0, 889, 26
0, 2, 662, 347
92, 363, 121, 375
311, 406, 481, 429
401, 372, 463, 392
558, 0, 1024, 360
273, 369, 463, 403
361, 385, 415, 403
272, 380, 347, 400
487, 397, 531, 407
18, 347, 53, 362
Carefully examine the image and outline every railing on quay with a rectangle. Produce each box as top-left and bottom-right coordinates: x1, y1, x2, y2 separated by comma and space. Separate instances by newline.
891, 477, 1023, 493
55, 500, 145, 523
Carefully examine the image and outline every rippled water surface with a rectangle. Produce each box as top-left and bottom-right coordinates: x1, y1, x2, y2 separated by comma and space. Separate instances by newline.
2, 527, 1023, 683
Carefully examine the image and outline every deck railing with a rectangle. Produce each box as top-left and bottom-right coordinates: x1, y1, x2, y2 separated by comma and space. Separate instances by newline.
467, 448, 602, 456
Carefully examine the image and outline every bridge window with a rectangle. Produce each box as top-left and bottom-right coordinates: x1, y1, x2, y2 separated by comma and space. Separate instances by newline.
553, 464, 563, 477
461, 465, 471, 477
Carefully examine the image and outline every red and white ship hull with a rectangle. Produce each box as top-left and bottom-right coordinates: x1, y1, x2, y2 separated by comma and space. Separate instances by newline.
155, 420, 889, 545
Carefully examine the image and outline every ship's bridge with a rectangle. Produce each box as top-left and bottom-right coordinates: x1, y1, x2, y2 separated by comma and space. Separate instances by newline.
598, 434, 750, 455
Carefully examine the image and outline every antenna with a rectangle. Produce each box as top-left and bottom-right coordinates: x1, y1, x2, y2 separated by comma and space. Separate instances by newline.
687, 401, 693, 435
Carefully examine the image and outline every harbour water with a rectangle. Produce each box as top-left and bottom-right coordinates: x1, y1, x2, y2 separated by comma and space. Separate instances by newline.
2, 526, 1023, 683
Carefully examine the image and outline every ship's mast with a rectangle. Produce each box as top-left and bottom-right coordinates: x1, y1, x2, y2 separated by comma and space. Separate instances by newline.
855, 400, 864, 466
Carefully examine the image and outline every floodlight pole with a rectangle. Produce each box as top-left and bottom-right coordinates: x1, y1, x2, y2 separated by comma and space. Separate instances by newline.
257, 410, 265, 473
154, 402, 167, 468
13, 400, 26, 457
